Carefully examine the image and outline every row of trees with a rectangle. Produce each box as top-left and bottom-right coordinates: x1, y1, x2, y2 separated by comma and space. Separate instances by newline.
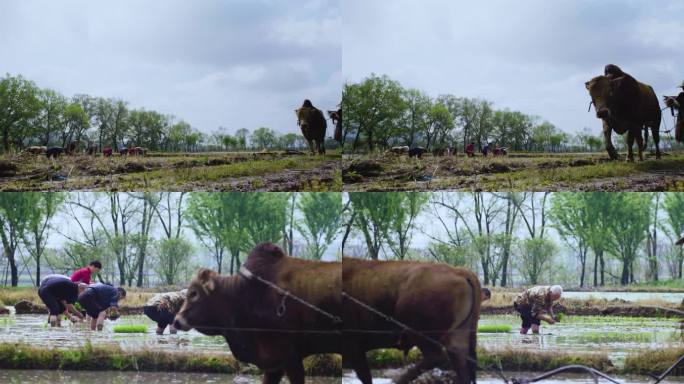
0, 73, 319, 153
0, 192, 343, 287
342, 74, 616, 154
342, 192, 684, 287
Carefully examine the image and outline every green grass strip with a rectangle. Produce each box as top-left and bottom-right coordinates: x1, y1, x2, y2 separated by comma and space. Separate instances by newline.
112, 325, 148, 333
478, 324, 512, 333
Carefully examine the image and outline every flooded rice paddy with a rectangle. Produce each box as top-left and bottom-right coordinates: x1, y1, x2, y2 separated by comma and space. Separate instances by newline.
0, 313, 679, 363
478, 314, 682, 365
0, 313, 229, 354
0, 311, 682, 382
563, 291, 684, 304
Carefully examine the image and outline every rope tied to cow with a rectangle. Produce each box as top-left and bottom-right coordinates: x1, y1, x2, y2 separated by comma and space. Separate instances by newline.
238, 266, 342, 325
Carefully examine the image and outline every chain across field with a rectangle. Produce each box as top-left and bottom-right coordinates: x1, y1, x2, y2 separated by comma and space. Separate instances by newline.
0, 151, 342, 191
342, 151, 684, 191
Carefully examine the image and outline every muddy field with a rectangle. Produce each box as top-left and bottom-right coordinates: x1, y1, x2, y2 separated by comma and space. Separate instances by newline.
0, 151, 342, 191
342, 151, 684, 191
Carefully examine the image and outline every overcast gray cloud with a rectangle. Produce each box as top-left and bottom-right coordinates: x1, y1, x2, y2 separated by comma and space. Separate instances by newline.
343, 0, 684, 135
0, 0, 341, 135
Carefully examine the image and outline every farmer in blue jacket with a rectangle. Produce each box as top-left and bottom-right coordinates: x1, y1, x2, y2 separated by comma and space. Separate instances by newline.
77, 283, 126, 331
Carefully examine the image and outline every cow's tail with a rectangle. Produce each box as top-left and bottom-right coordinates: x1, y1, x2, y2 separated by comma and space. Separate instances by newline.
447, 273, 480, 384
465, 275, 480, 384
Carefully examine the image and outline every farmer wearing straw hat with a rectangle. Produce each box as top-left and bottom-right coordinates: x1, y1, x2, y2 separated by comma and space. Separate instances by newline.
514, 285, 563, 334
664, 81, 684, 142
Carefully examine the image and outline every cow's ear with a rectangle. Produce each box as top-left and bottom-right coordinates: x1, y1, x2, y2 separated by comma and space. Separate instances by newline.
610, 77, 623, 90
196, 268, 217, 294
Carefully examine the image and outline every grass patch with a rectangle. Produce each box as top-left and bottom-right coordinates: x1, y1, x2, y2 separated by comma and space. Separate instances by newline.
0, 342, 341, 376
624, 348, 684, 376
478, 324, 512, 333
365, 347, 615, 373
113, 325, 148, 333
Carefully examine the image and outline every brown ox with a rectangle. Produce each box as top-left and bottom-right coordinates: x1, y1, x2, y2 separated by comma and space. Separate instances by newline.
295, 99, 327, 155
343, 257, 481, 384
128, 147, 146, 156
585, 67, 661, 161
174, 243, 341, 384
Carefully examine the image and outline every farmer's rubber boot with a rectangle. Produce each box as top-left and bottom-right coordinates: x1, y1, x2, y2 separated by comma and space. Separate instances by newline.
156, 326, 164, 335
520, 327, 529, 334
531, 324, 540, 334
169, 325, 177, 335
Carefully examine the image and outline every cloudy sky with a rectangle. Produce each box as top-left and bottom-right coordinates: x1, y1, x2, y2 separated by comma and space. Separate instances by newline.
343, 0, 684, 135
0, 0, 341, 135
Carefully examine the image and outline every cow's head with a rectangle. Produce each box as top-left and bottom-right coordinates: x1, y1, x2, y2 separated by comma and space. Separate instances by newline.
585, 75, 622, 120
174, 268, 229, 336
295, 107, 313, 128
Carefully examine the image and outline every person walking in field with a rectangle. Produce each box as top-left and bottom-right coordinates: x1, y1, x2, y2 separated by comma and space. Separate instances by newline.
70, 260, 102, 284
38, 275, 87, 327
465, 142, 475, 157
664, 81, 684, 142
514, 285, 562, 334
77, 283, 126, 331
144, 289, 188, 335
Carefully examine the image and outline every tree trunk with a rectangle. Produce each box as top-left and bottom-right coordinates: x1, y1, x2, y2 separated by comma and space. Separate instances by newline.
593, 251, 598, 287
35, 254, 41, 287
8, 247, 18, 286
579, 247, 586, 288
599, 250, 605, 286
621, 260, 629, 285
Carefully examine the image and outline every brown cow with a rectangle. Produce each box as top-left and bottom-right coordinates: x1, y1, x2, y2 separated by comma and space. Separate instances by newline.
295, 99, 327, 155
343, 257, 481, 384
586, 65, 662, 161
128, 147, 146, 156
174, 243, 341, 384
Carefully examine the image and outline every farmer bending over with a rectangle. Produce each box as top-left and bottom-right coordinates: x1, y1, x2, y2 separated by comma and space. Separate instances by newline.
38, 275, 87, 327
144, 289, 188, 335
514, 285, 562, 334
77, 283, 126, 331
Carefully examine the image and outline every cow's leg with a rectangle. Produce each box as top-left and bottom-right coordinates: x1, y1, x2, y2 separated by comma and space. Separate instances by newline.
284, 359, 305, 384
262, 370, 284, 384
635, 130, 644, 161
603, 121, 619, 160
396, 347, 443, 384
652, 125, 661, 159
626, 130, 635, 162
446, 331, 475, 384
349, 350, 372, 384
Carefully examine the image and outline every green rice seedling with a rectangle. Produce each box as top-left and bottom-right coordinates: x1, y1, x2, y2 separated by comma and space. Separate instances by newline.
112, 325, 148, 333
0, 317, 15, 326
478, 324, 512, 333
